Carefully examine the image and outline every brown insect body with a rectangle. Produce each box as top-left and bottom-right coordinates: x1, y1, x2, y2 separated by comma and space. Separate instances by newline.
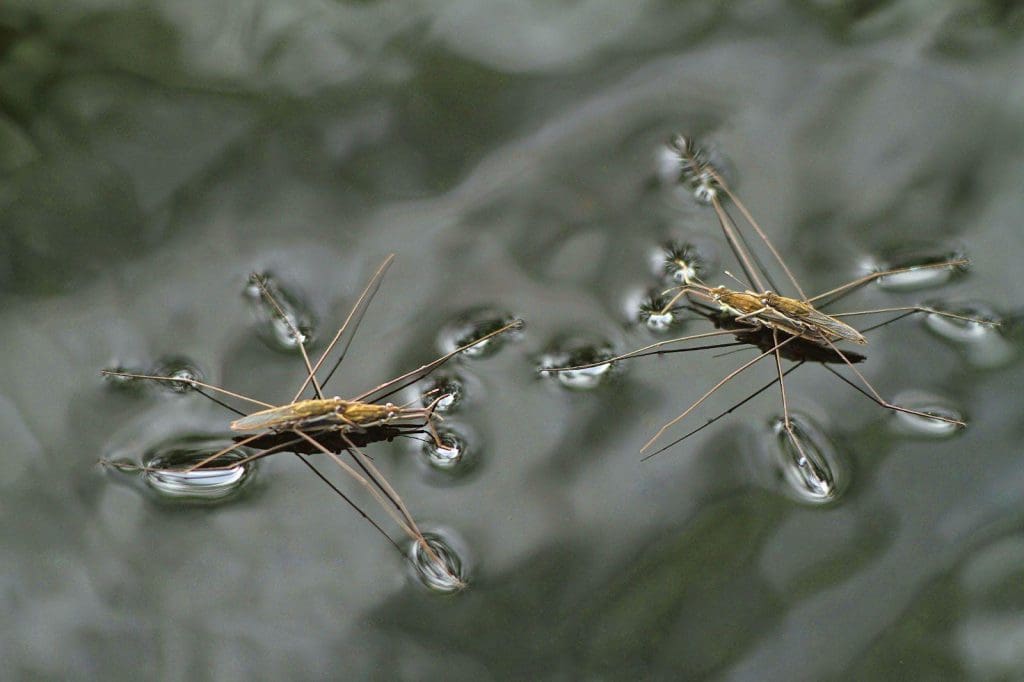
709, 286, 867, 346
229, 397, 400, 432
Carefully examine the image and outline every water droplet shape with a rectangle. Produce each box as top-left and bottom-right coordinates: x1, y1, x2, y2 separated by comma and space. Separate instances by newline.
438, 308, 521, 359
538, 337, 616, 391
245, 272, 318, 352
420, 372, 466, 414
654, 239, 717, 286
409, 531, 469, 593
422, 426, 471, 471
636, 290, 680, 333
869, 246, 968, 292
662, 135, 730, 205
891, 391, 965, 438
142, 436, 255, 501
924, 302, 1014, 368
767, 414, 846, 504
150, 357, 205, 393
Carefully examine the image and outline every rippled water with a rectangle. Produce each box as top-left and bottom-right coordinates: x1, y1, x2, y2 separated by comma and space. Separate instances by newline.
2, 2, 1023, 680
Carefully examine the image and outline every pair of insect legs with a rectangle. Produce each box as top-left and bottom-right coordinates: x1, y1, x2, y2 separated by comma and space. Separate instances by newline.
103, 255, 521, 584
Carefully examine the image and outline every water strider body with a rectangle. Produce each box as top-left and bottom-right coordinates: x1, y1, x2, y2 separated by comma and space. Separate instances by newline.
707, 286, 868, 346
229, 397, 438, 433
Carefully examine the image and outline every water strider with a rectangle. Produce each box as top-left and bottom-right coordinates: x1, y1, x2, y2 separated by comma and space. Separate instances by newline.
102, 254, 523, 589
550, 135, 999, 463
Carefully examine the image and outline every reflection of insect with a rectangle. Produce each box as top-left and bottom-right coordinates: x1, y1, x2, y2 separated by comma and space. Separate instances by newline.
103, 255, 522, 585
558, 136, 996, 462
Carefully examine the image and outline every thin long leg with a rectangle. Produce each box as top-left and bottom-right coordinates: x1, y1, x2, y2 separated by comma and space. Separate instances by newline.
294, 254, 395, 401
829, 305, 997, 326
771, 329, 811, 465
182, 432, 267, 472
642, 361, 805, 461
818, 336, 966, 427
544, 329, 742, 373
712, 171, 807, 300
711, 194, 767, 293
354, 319, 522, 403
100, 370, 274, 409
640, 335, 798, 454
330, 431, 457, 583
339, 431, 419, 535
807, 259, 969, 307
657, 285, 714, 316
250, 274, 324, 400
292, 430, 420, 541
290, 453, 403, 554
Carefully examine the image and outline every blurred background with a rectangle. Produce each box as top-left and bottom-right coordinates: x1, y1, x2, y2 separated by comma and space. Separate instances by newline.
1, 1, 1023, 679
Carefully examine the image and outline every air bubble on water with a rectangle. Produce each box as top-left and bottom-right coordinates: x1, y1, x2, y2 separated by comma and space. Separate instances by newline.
139, 436, 255, 501
149, 357, 205, 393
538, 337, 616, 391
244, 272, 318, 352
765, 413, 846, 504
866, 246, 968, 292
437, 309, 522, 359
891, 392, 965, 438
408, 530, 470, 594
924, 302, 1013, 368
421, 425, 473, 472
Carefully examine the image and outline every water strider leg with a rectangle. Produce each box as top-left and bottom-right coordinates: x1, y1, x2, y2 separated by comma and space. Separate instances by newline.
771, 329, 811, 465
807, 259, 970, 308
817, 336, 966, 427
353, 319, 522, 403
640, 335, 799, 455
293, 430, 420, 543
296, 254, 395, 401
545, 329, 742, 374
711, 170, 808, 299
99, 370, 274, 409
249, 274, 324, 400
829, 305, 997, 327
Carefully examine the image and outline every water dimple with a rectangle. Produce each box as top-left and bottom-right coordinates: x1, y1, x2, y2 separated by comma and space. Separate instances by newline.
149, 357, 205, 393
766, 414, 846, 504
438, 308, 522, 359
135, 436, 255, 501
867, 246, 968, 292
652, 239, 717, 286
924, 302, 1014, 368
408, 530, 469, 594
102, 364, 148, 391
421, 426, 472, 472
538, 337, 616, 390
244, 272, 318, 352
631, 289, 682, 333
661, 134, 730, 205
891, 392, 966, 438
419, 372, 467, 414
